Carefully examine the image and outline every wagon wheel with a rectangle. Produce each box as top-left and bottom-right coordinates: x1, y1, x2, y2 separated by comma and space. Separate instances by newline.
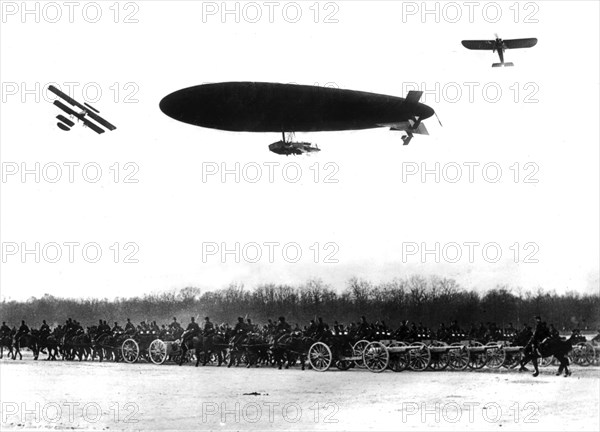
582, 342, 597, 366
485, 344, 505, 369
363, 341, 389, 373
121, 338, 139, 363
308, 342, 332, 372
352, 340, 370, 368
149, 339, 168, 365
448, 343, 469, 370
388, 341, 409, 372
504, 351, 523, 369
429, 342, 450, 371
408, 342, 431, 371
467, 341, 487, 369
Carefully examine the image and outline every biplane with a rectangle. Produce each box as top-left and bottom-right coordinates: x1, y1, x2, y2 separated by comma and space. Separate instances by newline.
48, 85, 117, 133
462, 36, 538, 67
159, 82, 438, 153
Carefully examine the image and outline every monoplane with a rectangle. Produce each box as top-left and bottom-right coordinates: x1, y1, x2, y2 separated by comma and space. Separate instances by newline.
48, 85, 117, 133
462, 35, 537, 67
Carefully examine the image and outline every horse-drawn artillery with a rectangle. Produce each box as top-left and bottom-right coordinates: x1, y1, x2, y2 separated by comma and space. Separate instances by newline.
121, 330, 160, 363
307, 334, 370, 372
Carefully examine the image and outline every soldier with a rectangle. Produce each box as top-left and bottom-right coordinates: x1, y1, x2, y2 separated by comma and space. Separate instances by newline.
16, 320, 29, 339
246, 318, 256, 333
273, 316, 291, 346
437, 322, 448, 341
275, 316, 291, 335
332, 321, 341, 336
40, 320, 50, 336
159, 324, 168, 339
449, 320, 460, 337
150, 321, 160, 333
408, 322, 418, 340
505, 322, 516, 338
124, 318, 136, 335
182, 317, 200, 346
233, 317, 247, 335
307, 319, 317, 337
112, 322, 123, 333
201, 317, 215, 366
169, 317, 182, 332
527, 316, 548, 356
0, 322, 11, 336
357, 316, 370, 338
315, 317, 327, 339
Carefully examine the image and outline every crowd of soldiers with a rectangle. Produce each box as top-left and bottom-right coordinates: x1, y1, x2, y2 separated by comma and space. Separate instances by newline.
2, 314, 595, 352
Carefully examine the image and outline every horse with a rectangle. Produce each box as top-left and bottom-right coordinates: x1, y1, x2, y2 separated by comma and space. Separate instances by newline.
0, 334, 14, 359
269, 332, 312, 370
193, 332, 227, 367
13, 333, 40, 360
520, 334, 576, 377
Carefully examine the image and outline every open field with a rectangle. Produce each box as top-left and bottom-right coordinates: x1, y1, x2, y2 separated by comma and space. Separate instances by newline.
1, 353, 599, 431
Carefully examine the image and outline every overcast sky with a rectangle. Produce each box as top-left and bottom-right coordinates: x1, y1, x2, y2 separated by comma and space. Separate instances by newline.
1, 1, 598, 300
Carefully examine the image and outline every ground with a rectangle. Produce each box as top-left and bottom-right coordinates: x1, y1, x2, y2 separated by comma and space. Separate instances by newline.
0, 353, 598, 431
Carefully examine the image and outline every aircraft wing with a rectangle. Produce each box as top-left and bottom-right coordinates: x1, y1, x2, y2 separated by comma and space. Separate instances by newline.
53, 100, 105, 134
503, 38, 538, 49
461, 40, 495, 50
48, 85, 117, 131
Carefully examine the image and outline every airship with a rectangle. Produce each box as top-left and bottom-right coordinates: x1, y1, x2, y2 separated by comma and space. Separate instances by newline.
159, 82, 437, 154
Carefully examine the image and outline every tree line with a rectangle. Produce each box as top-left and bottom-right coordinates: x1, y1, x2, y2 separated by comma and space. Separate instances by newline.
1, 277, 598, 331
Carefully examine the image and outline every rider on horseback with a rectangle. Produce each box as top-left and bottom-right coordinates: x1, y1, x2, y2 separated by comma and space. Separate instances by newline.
1, 321, 12, 336
201, 317, 216, 366
181, 317, 200, 346
15, 320, 30, 340
273, 316, 291, 346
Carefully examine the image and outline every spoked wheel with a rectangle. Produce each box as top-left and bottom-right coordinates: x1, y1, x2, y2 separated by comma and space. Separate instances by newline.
408, 342, 431, 371
581, 342, 597, 366
308, 342, 332, 372
466, 342, 487, 369
429, 342, 450, 371
448, 344, 469, 370
149, 339, 168, 365
388, 341, 409, 372
352, 340, 370, 368
505, 351, 523, 369
121, 339, 139, 364
363, 341, 389, 373
485, 344, 505, 369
